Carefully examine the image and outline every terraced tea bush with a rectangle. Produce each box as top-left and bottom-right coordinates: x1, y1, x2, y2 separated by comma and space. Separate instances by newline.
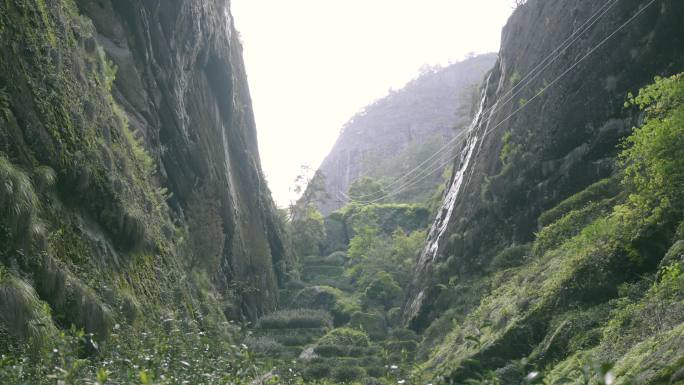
256, 309, 333, 329
318, 327, 370, 347
331, 365, 365, 382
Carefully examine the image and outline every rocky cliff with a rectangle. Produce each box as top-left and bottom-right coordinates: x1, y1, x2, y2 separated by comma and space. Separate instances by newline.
313, 54, 496, 215
0, 0, 291, 347
405, 0, 684, 381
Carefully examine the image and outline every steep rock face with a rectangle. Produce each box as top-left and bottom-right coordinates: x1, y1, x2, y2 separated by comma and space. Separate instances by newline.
406, 0, 684, 330
75, 0, 292, 319
0, 0, 290, 344
313, 54, 496, 215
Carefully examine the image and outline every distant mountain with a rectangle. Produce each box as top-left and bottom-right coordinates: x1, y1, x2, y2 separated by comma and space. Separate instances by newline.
311, 54, 497, 215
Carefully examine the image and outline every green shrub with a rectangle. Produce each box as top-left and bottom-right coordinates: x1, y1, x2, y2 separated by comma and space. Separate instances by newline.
621, 74, 684, 223
390, 328, 419, 342
302, 363, 331, 380
489, 244, 531, 270
318, 327, 370, 347
290, 205, 326, 257
0, 273, 55, 345
537, 178, 619, 227
290, 286, 360, 325
314, 344, 349, 357
256, 309, 333, 329
387, 307, 402, 327
533, 202, 610, 257
243, 336, 285, 356
384, 340, 418, 354
361, 271, 403, 310
331, 365, 365, 382
326, 251, 348, 265
349, 311, 386, 340
0, 156, 41, 247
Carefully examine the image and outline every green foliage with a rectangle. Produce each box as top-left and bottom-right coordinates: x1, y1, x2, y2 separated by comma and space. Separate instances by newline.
417, 75, 684, 383
290, 286, 361, 325
318, 327, 370, 347
0, 87, 10, 121
499, 130, 521, 167
302, 363, 331, 380
348, 177, 386, 204
537, 178, 620, 228
533, 202, 610, 258
290, 205, 326, 257
342, 203, 430, 237
186, 184, 225, 272
0, 273, 55, 346
256, 309, 333, 330
620, 74, 684, 224
348, 225, 380, 261
0, 156, 41, 245
0, 319, 276, 385
331, 365, 365, 382
489, 244, 531, 270
349, 311, 387, 340
361, 272, 403, 310
510, 71, 522, 87
346, 227, 423, 299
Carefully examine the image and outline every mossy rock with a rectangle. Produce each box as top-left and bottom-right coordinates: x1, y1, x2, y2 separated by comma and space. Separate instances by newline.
349, 311, 386, 340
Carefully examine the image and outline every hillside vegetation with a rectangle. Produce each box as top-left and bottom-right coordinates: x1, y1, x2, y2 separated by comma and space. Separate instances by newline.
0, 0, 682, 384
310, 54, 496, 215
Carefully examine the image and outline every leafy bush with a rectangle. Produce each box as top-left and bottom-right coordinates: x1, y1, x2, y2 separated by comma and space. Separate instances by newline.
256, 309, 333, 329
243, 336, 285, 356
301, 363, 330, 380
326, 251, 348, 265
0, 156, 41, 247
331, 365, 365, 382
389, 328, 419, 342
489, 244, 531, 270
361, 271, 403, 310
290, 286, 360, 325
533, 202, 610, 257
290, 205, 326, 257
621, 74, 684, 224
0, 273, 55, 345
537, 178, 619, 227
318, 327, 370, 347
314, 344, 348, 357
349, 311, 386, 340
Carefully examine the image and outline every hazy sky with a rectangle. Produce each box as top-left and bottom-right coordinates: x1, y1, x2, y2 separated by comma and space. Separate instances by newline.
231, 0, 514, 207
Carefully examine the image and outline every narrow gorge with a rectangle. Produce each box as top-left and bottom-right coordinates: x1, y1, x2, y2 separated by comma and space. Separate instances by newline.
0, 0, 682, 384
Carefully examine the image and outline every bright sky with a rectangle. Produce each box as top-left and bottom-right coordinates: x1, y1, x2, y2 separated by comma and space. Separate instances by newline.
231, 0, 513, 207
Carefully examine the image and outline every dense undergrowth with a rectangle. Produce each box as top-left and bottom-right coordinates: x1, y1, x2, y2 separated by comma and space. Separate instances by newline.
413, 74, 684, 383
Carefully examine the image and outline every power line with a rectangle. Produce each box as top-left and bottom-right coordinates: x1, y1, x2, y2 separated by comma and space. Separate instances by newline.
343, 0, 658, 205
339, 0, 621, 201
